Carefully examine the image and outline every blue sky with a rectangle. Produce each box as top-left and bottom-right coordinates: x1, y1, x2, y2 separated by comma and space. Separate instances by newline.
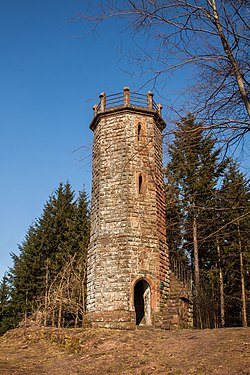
0, 0, 169, 278
0, 0, 129, 278
0, 1, 249, 279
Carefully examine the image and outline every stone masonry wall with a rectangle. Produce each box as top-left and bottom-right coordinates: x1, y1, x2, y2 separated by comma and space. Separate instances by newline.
86, 106, 169, 328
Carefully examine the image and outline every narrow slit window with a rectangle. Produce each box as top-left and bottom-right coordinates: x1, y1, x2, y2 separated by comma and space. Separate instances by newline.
138, 174, 143, 194
137, 123, 142, 142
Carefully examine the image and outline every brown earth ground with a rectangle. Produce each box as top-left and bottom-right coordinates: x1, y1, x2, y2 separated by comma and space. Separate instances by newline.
0, 327, 249, 375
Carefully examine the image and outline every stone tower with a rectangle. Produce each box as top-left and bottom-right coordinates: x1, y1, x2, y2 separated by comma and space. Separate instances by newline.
86, 87, 171, 329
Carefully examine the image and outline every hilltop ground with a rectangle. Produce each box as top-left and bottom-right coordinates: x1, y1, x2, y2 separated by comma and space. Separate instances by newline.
0, 327, 249, 374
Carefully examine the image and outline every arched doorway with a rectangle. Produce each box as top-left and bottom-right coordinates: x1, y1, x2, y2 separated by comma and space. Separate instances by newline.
134, 279, 151, 326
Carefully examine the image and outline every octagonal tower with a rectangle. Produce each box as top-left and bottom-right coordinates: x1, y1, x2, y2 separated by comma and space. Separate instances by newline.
86, 87, 170, 329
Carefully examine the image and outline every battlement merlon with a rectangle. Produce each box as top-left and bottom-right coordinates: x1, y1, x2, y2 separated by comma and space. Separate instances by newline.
90, 86, 166, 132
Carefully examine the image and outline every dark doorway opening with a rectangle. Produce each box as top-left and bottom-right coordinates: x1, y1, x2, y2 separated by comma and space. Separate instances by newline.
134, 279, 151, 326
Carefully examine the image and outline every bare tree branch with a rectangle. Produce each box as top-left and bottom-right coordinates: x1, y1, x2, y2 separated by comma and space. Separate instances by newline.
79, 0, 250, 146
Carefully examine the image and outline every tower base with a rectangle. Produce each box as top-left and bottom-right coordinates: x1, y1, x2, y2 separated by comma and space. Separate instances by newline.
86, 274, 193, 330
86, 310, 136, 330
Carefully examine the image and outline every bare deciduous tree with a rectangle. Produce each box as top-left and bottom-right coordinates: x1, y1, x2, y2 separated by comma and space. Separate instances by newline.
80, 0, 250, 145
30, 255, 87, 328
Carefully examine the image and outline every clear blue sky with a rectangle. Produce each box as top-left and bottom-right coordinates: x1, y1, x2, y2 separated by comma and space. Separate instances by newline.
0, 0, 165, 278
0, 1, 249, 279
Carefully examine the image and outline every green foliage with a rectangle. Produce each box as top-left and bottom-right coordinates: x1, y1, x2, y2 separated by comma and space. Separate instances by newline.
0, 273, 19, 335
2, 182, 90, 332
166, 116, 250, 327
165, 114, 224, 261
217, 160, 250, 326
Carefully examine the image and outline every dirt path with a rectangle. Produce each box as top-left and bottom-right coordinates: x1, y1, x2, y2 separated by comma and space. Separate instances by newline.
0, 327, 249, 374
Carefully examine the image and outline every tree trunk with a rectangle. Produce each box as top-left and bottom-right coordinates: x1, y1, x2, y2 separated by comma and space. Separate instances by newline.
193, 214, 200, 291
193, 213, 201, 328
216, 236, 225, 328
211, 276, 218, 328
237, 222, 247, 327
58, 288, 63, 328
52, 308, 55, 328
44, 259, 49, 327
209, 0, 250, 118
24, 291, 28, 328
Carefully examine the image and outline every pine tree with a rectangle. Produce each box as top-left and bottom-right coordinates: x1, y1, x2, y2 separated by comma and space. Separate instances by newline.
72, 189, 90, 324
8, 182, 90, 329
165, 114, 225, 327
38, 181, 76, 272
44, 188, 90, 327
9, 225, 45, 320
0, 273, 17, 335
165, 170, 183, 261
218, 160, 250, 327
73, 189, 90, 258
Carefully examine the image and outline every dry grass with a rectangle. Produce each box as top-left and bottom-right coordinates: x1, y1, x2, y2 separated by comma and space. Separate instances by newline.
0, 327, 249, 374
